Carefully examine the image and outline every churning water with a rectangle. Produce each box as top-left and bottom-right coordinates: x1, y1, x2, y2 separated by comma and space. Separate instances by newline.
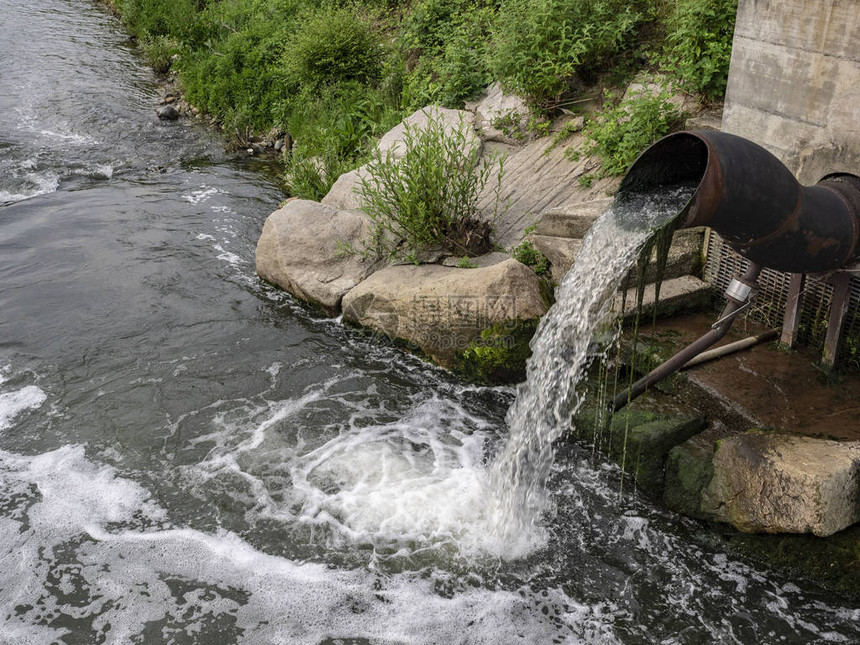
1, 1, 859, 643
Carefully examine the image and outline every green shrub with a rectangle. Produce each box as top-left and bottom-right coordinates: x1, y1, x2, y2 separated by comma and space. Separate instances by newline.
577, 90, 683, 176
511, 229, 549, 275
356, 111, 505, 262
140, 34, 181, 74
399, 0, 495, 109
283, 7, 383, 89
660, 0, 738, 100
489, 0, 644, 105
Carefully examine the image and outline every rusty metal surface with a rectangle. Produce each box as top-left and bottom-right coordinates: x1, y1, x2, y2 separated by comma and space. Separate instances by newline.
620, 131, 860, 274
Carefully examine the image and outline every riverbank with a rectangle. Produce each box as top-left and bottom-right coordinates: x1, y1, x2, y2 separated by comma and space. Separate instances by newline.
112, 0, 858, 610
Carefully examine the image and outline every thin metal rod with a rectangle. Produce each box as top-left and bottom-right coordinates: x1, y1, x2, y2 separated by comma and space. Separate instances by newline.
612, 262, 762, 412
681, 328, 779, 369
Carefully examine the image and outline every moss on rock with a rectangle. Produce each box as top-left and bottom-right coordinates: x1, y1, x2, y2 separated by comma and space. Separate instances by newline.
664, 438, 716, 517
454, 318, 540, 384
713, 523, 860, 602
572, 406, 704, 497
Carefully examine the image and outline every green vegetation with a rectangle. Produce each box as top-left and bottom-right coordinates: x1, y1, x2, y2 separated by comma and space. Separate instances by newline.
109, 0, 740, 199
456, 318, 540, 383
355, 111, 505, 262
575, 90, 683, 178
660, 0, 739, 100
488, 0, 646, 106
510, 227, 549, 276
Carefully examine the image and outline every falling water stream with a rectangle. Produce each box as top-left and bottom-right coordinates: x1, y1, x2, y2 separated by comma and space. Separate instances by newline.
2, 1, 859, 643
488, 185, 697, 549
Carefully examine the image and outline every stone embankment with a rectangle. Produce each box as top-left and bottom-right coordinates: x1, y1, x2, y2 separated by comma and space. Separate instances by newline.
255, 82, 709, 379
253, 81, 860, 559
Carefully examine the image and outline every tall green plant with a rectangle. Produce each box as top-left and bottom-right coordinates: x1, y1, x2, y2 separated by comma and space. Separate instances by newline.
489, 0, 644, 105
660, 0, 738, 100
356, 112, 505, 262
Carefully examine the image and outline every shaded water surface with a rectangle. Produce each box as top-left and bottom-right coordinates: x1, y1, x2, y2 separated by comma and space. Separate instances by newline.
1, 1, 859, 643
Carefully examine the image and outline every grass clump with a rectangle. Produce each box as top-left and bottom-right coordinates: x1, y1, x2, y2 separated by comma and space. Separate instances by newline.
575, 90, 683, 177
356, 111, 505, 263
488, 0, 646, 106
659, 0, 738, 100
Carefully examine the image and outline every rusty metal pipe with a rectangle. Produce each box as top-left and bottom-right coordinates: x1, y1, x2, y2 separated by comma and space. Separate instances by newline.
612, 262, 762, 412
610, 131, 860, 411
618, 131, 860, 273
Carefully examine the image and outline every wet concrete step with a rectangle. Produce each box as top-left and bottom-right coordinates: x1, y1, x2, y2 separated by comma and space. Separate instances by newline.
615, 275, 713, 319
536, 198, 614, 238
532, 229, 705, 284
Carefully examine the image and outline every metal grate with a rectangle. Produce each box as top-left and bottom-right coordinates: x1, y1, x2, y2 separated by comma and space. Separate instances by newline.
704, 232, 860, 370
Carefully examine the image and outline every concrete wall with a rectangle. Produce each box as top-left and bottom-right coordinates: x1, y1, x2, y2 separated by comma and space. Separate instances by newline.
722, 0, 860, 183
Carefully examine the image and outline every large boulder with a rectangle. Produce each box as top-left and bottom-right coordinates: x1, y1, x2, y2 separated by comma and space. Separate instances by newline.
341, 259, 548, 368
255, 199, 379, 315
666, 430, 860, 537
321, 167, 366, 211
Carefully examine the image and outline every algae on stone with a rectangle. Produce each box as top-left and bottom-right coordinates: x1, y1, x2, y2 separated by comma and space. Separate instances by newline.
455, 318, 539, 384
572, 407, 704, 497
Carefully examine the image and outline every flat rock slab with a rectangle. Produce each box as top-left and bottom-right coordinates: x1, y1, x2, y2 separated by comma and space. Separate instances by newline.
530, 235, 582, 282
616, 275, 712, 320
480, 129, 620, 249
342, 259, 548, 367
536, 198, 614, 238
467, 82, 531, 144
702, 432, 860, 536
440, 251, 511, 268
255, 199, 379, 315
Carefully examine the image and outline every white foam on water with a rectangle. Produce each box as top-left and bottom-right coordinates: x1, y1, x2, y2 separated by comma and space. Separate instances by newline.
72, 163, 114, 179
0, 170, 60, 204
291, 395, 536, 558
0, 445, 604, 644
0, 385, 47, 431
213, 243, 243, 266
37, 128, 98, 145
183, 185, 220, 204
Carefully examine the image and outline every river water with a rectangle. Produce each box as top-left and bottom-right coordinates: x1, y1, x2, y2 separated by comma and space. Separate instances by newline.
1, 1, 859, 643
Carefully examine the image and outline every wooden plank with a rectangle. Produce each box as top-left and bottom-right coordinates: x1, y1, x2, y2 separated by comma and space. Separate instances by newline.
822, 273, 852, 369
780, 273, 805, 348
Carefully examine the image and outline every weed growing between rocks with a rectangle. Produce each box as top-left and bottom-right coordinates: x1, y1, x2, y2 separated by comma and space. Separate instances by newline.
355, 112, 506, 263
510, 227, 549, 276
572, 90, 684, 178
